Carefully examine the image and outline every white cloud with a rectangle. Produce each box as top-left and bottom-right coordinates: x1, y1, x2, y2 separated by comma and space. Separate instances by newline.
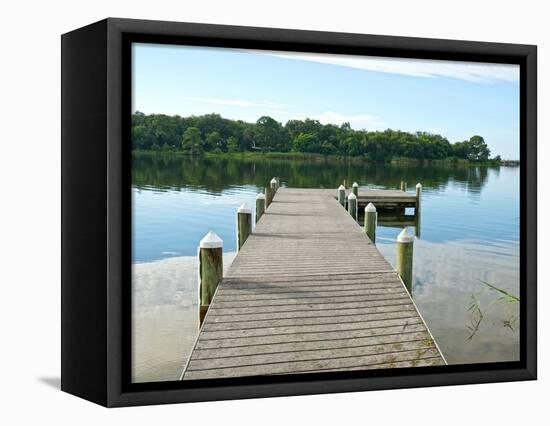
191, 97, 291, 109
291, 111, 386, 129
255, 51, 519, 83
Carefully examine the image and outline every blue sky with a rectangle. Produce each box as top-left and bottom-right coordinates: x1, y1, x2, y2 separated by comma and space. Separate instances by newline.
133, 43, 520, 159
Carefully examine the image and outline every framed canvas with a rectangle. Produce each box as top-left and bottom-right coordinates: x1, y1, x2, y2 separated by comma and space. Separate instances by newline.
61, 18, 537, 407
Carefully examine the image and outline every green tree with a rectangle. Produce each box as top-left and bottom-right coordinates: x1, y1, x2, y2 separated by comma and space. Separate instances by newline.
254, 116, 290, 152
227, 136, 239, 153
293, 133, 320, 153
206, 131, 223, 151
467, 135, 491, 161
181, 127, 204, 156
320, 140, 337, 155
131, 112, 499, 163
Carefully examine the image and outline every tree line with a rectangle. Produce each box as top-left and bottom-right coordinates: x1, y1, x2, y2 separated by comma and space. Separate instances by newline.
132, 112, 498, 163
133, 153, 494, 195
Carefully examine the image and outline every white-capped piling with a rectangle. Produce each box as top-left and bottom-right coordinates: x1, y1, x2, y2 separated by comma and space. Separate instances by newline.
265, 186, 272, 208
396, 228, 414, 293
416, 182, 422, 215
352, 182, 359, 197
338, 184, 346, 206
270, 177, 277, 191
348, 192, 357, 221
198, 231, 223, 326
365, 202, 377, 243
237, 203, 252, 250
255, 192, 266, 223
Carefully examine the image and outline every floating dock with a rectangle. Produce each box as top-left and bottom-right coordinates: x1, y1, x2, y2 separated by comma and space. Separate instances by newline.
182, 187, 444, 380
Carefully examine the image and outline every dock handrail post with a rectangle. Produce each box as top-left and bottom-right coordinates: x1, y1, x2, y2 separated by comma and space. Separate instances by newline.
365, 202, 377, 243
396, 228, 414, 293
348, 192, 357, 221
352, 182, 359, 197
338, 184, 346, 206
416, 183, 422, 214
237, 203, 252, 250
198, 231, 223, 327
255, 192, 266, 223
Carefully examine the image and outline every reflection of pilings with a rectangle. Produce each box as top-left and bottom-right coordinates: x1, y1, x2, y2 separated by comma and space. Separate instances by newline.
198, 231, 223, 327
396, 228, 414, 294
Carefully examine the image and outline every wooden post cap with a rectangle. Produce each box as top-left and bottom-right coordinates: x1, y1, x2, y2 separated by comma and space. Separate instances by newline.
348, 192, 357, 200
237, 203, 252, 214
397, 228, 414, 243
200, 231, 223, 248
256, 192, 265, 200
365, 202, 376, 212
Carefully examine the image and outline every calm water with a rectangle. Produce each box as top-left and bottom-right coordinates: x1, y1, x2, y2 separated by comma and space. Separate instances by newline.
132, 153, 520, 382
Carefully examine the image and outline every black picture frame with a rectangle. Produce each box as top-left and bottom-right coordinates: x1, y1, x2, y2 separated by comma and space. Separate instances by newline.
61, 17, 537, 407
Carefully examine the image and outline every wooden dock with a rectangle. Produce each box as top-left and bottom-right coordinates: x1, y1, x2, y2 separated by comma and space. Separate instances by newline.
182, 187, 444, 380
324, 187, 418, 210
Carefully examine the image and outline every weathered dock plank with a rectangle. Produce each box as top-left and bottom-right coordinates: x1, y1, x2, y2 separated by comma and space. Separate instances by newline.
182, 187, 444, 380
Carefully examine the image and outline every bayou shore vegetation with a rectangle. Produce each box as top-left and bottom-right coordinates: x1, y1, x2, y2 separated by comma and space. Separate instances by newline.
132, 112, 511, 164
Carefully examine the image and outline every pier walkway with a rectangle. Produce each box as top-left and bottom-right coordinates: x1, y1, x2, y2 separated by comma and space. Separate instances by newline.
182, 187, 444, 380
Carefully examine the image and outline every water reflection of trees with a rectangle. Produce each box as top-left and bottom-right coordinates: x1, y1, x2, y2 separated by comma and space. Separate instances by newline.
132, 153, 499, 194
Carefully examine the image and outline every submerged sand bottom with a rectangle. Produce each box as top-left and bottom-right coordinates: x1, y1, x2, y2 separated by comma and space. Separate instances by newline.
132, 252, 236, 383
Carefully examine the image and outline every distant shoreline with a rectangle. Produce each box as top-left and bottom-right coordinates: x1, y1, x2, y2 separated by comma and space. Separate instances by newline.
132, 149, 519, 167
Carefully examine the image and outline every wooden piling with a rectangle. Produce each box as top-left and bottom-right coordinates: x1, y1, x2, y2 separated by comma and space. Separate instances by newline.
416, 183, 422, 214
237, 203, 252, 250
338, 184, 346, 206
348, 192, 357, 221
198, 231, 223, 327
270, 177, 278, 193
365, 202, 377, 243
400, 181, 406, 191
256, 192, 266, 223
396, 228, 414, 293
352, 182, 359, 197
268, 186, 272, 206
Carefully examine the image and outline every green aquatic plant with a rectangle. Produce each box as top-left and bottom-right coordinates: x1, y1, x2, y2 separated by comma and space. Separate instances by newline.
478, 279, 520, 302
466, 280, 519, 341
